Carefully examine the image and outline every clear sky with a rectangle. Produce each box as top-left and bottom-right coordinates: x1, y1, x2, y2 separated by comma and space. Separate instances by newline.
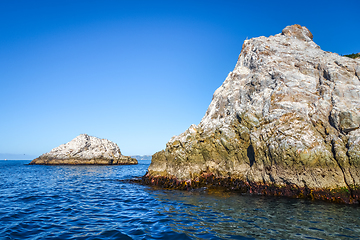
1, 0, 359, 158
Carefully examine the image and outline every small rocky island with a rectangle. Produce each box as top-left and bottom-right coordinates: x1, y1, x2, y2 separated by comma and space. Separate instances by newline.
29, 134, 137, 165
144, 25, 360, 204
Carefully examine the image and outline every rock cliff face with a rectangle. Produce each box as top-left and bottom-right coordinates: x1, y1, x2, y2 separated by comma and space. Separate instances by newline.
30, 134, 137, 165
145, 25, 360, 204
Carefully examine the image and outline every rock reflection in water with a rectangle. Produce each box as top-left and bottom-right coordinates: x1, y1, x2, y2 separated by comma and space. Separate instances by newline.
149, 187, 360, 239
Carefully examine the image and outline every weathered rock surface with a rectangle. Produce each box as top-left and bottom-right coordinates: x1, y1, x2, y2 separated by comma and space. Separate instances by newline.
30, 134, 137, 165
145, 25, 360, 204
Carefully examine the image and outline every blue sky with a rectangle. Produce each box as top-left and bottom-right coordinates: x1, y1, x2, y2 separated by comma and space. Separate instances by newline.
1, 0, 359, 158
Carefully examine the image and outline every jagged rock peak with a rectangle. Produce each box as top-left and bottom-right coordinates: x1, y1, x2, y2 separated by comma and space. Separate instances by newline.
281, 24, 313, 41
29, 134, 138, 165
146, 25, 360, 204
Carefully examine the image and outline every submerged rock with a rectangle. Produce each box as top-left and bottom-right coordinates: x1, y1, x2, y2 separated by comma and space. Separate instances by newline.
30, 134, 137, 165
145, 25, 360, 204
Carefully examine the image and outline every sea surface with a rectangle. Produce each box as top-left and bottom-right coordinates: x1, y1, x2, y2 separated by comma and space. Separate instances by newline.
0, 160, 360, 240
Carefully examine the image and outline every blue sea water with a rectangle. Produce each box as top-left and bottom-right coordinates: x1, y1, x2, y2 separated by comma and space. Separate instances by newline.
0, 160, 360, 240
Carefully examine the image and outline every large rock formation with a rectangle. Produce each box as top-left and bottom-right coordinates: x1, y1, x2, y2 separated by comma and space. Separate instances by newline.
30, 134, 137, 165
145, 25, 360, 204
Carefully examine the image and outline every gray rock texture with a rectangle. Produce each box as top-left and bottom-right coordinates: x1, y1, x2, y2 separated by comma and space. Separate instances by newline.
146, 25, 360, 203
30, 134, 137, 165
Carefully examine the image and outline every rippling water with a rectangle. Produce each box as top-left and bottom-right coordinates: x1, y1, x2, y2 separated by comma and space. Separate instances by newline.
0, 160, 359, 239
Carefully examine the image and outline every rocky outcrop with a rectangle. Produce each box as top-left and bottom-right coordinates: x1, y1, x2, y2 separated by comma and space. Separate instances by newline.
30, 134, 137, 165
145, 25, 360, 204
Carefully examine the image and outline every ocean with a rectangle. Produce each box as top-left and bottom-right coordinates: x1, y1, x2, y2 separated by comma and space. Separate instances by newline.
0, 160, 359, 239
